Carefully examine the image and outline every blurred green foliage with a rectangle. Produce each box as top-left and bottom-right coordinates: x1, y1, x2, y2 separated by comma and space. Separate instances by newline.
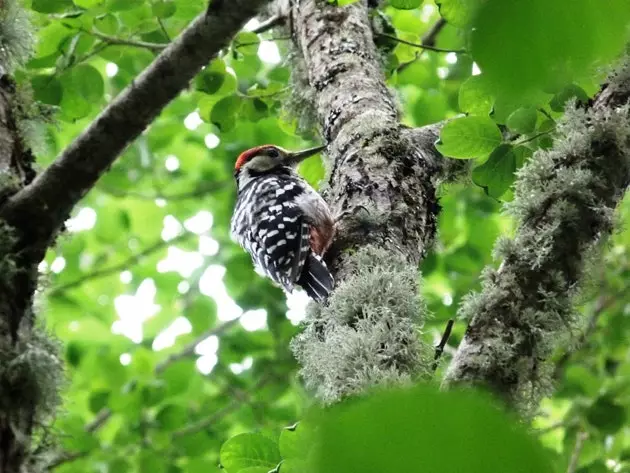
219, 385, 555, 473
13, 0, 630, 471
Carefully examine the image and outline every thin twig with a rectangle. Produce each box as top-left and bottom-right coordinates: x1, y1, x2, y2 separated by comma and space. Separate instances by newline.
567, 431, 589, 473
87, 29, 167, 52
85, 409, 111, 434
99, 182, 227, 201
172, 374, 271, 438
157, 18, 172, 41
535, 418, 577, 436
377, 33, 466, 54
47, 451, 89, 470
395, 18, 450, 73
432, 319, 454, 371
49, 232, 194, 296
554, 295, 614, 379
251, 13, 286, 34
52, 317, 244, 468
155, 317, 242, 374
421, 17, 447, 47
512, 128, 556, 147
172, 402, 240, 438
235, 36, 291, 49
538, 107, 554, 121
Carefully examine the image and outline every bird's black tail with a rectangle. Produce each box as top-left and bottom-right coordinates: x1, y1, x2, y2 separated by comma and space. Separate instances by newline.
298, 253, 334, 303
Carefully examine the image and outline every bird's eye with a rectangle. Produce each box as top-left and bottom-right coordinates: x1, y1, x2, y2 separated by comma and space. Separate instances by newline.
267, 148, 279, 158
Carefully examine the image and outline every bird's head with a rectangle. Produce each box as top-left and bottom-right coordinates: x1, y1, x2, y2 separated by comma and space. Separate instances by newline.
234, 144, 326, 182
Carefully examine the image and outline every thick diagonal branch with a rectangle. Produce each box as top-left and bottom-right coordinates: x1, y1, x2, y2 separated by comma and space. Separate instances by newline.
290, 0, 441, 403
0, 0, 269, 256
443, 60, 630, 409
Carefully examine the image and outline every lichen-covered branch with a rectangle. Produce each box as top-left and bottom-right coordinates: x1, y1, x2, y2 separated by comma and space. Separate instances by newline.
443, 59, 630, 410
0, 0, 270, 260
289, 0, 441, 402
0, 3, 270, 471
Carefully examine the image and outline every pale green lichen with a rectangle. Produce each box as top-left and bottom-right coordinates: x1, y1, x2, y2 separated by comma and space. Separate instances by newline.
13, 81, 55, 158
291, 245, 433, 404
445, 78, 630, 411
283, 47, 320, 137
1, 327, 64, 420
0, 0, 35, 73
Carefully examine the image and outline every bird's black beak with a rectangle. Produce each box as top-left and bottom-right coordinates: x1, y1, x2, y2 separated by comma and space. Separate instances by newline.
284, 144, 327, 166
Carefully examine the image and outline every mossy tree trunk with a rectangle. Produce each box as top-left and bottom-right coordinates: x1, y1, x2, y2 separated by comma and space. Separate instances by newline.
288, 0, 630, 410
289, 0, 446, 402
0, 1, 270, 471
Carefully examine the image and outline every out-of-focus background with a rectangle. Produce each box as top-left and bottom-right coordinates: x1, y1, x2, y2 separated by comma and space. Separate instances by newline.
20, 0, 630, 471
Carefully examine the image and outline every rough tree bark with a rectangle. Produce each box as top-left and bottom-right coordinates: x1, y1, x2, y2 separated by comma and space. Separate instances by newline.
0, 2, 270, 472
288, 0, 630, 409
443, 60, 630, 409
289, 0, 444, 402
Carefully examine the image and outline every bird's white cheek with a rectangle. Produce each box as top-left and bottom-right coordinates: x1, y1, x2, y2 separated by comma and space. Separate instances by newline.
246, 156, 275, 172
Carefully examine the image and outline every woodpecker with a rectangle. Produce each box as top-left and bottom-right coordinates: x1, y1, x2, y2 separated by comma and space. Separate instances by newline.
230, 144, 335, 302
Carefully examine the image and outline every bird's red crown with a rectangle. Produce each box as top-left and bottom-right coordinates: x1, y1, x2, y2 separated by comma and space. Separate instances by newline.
234, 145, 276, 171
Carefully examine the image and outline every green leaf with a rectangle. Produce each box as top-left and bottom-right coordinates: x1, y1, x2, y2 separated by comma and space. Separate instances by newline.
107, 0, 144, 11
138, 450, 167, 473
305, 384, 553, 473
152, 0, 177, 18
458, 75, 495, 116
234, 32, 260, 56
279, 424, 312, 460
335, 0, 360, 5
108, 458, 131, 473
549, 84, 589, 112
210, 95, 242, 132
31, 75, 63, 105
391, 0, 423, 9
88, 390, 110, 413
140, 380, 167, 407
196, 69, 225, 95
471, 0, 630, 102
436, 116, 503, 159
586, 397, 627, 434
506, 107, 537, 134
220, 433, 281, 472
156, 404, 189, 430
94, 14, 120, 35
74, 0, 103, 7
32, 0, 73, 13
70, 65, 105, 102
436, 0, 482, 27
35, 22, 73, 58
279, 459, 308, 473
472, 144, 516, 199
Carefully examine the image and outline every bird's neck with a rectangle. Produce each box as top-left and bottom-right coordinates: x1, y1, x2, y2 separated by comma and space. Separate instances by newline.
236, 166, 296, 192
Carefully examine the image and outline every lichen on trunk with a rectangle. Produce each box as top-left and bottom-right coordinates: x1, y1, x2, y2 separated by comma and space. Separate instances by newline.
289, 0, 441, 402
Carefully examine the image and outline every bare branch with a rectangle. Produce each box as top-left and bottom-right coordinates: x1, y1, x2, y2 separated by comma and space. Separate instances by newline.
155, 317, 242, 374
50, 316, 244, 468
251, 13, 286, 34
0, 0, 271, 257
396, 18, 449, 73
86, 29, 167, 52
172, 374, 271, 438
432, 319, 454, 372
421, 17, 447, 47
376, 33, 466, 53
567, 432, 589, 473
49, 232, 195, 296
